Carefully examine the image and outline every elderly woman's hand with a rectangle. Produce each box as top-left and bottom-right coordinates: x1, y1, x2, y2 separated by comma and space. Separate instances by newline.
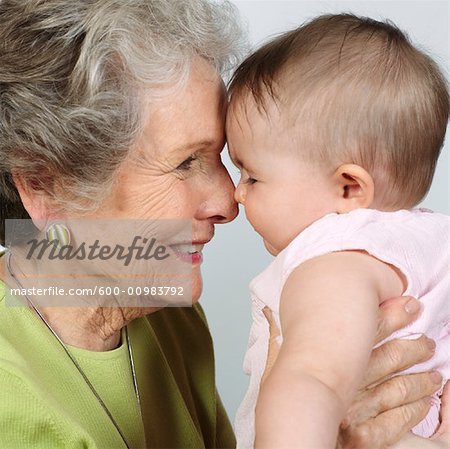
262, 296, 441, 449
337, 296, 441, 449
391, 382, 450, 449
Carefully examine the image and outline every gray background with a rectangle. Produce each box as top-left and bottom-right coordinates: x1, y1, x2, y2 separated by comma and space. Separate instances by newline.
201, 0, 450, 421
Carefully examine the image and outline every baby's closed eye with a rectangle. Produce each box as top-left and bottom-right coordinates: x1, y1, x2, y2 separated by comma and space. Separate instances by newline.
244, 177, 258, 185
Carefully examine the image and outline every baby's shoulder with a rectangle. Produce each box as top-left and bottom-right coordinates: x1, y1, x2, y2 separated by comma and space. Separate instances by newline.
283, 208, 448, 267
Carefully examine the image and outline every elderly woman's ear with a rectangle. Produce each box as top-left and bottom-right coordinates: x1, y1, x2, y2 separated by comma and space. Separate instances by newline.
12, 172, 55, 230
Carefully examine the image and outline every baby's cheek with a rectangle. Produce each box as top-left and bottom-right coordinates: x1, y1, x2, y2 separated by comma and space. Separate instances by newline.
243, 203, 256, 227
243, 201, 260, 229
245, 201, 271, 240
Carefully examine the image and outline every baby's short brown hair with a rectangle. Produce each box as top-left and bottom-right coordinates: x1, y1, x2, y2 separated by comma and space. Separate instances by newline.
229, 14, 449, 209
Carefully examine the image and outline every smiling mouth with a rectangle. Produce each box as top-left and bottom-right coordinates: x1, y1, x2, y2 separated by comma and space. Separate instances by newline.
170, 243, 205, 254
169, 243, 206, 264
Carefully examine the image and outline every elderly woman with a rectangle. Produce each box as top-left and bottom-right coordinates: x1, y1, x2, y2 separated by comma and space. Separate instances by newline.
0, 1, 448, 448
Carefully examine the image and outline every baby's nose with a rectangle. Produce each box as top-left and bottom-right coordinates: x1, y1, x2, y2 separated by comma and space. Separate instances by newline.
234, 183, 246, 205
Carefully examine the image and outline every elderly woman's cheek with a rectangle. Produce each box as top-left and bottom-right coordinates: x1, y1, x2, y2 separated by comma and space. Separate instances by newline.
119, 174, 190, 220
139, 180, 184, 219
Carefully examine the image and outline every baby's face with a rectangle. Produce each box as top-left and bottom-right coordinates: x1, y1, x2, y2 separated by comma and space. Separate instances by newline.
226, 97, 336, 256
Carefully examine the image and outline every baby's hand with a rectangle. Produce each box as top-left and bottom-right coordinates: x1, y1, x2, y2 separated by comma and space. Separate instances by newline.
261, 307, 280, 384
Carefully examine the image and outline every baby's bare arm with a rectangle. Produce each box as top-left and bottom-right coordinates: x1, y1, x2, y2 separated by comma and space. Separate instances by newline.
255, 251, 404, 449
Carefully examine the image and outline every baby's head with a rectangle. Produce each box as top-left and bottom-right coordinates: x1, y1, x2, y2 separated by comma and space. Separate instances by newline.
226, 13, 449, 255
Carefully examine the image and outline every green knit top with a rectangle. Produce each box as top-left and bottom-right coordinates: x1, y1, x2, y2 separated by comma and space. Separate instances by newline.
0, 281, 236, 448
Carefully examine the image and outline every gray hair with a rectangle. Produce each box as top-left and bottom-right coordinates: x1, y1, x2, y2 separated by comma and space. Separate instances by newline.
0, 0, 245, 243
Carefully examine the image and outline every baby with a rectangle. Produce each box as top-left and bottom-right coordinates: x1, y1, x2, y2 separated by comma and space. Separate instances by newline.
226, 14, 450, 449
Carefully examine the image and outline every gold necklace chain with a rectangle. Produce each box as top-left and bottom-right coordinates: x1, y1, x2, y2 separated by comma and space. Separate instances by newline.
6, 251, 142, 449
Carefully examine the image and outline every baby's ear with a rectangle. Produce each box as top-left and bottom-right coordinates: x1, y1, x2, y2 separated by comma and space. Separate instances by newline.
333, 164, 374, 213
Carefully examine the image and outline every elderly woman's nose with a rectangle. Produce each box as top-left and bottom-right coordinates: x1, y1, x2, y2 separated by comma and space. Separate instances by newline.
202, 166, 238, 224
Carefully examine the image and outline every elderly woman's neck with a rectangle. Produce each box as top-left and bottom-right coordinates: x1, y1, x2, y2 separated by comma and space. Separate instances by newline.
39, 305, 160, 351
38, 307, 125, 351
1, 250, 161, 351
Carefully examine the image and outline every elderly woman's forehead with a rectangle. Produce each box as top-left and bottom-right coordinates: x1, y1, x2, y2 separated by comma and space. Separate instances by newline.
137, 62, 227, 156
168, 138, 223, 156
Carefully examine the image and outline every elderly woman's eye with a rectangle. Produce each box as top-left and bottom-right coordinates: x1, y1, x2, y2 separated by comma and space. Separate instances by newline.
176, 155, 197, 171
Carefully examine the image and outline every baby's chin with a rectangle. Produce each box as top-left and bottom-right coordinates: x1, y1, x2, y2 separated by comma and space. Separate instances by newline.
263, 240, 281, 257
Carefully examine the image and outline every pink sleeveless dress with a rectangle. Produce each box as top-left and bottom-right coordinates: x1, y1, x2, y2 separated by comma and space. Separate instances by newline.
235, 208, 450, 448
